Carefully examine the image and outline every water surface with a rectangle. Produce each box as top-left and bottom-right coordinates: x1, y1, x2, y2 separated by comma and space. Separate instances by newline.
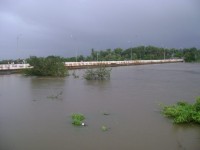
0, 63, 200, 150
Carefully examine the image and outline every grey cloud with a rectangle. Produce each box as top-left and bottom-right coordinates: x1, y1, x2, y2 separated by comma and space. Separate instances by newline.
0, 0, 200, 59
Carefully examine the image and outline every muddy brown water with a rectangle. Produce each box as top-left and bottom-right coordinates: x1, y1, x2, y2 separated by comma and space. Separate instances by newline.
0, 63, 200, 150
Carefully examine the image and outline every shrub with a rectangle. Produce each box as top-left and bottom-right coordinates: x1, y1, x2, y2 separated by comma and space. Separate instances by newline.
162, 97, 200, 124
24, 56, 68, 77
193, 97, 200, 111
101, 125, 109, 131
83, 65, 111, 80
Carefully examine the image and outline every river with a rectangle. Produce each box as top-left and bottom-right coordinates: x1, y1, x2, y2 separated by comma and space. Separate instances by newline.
0, 63, 200, 150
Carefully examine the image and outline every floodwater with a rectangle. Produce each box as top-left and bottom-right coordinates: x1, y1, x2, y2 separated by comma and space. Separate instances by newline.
0, 63, 200, 150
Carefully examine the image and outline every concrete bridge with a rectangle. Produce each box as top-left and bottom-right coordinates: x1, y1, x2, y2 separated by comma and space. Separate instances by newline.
0, 64, 33, 74
64, 59, 184, 69
0, 59, 184, 73
0, 64, 32, 71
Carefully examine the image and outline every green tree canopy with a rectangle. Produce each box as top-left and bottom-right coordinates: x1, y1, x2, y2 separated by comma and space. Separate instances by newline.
25, 56, 68, 77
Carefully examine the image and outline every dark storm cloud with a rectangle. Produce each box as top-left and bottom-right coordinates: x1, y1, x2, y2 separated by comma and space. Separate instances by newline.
0, 0, 200, 59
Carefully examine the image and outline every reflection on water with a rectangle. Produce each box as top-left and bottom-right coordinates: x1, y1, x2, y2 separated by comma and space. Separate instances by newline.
0, 63, 200, 150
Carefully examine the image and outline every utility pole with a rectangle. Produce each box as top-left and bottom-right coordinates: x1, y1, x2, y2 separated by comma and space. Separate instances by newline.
17, 36, 19, 51
162, 45, 166, 60
70, 34, 78, 62
128, 40, 133, 60
131, 48, 133, 60
76, 51, 78, 62
97, 52, 99, 61
164, 48, 166, 60
16, 34, 22, 51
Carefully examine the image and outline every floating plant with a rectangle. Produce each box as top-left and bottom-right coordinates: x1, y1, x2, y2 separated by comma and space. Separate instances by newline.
71, 113, 86, 126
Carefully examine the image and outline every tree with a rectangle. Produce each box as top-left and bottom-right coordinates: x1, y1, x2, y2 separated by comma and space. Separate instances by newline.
83, 65, 111, 80
183, 48, 196, 62
24, 56, 68, 77
114, 48, 123, 55
91, 48, 95, 60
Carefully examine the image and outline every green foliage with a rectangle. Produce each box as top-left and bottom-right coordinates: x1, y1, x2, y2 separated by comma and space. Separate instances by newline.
71, 113, 85, 126
162, 97, 200, 124
183, 47, 200, 62
0, 59, 25, 64
71, 113, 85, 121
24, 56, 68, 77
1, 46, 200, 64
101, 125, 109, 131
184, 52, 195, 62
62, 46, 196, 62
83, 65, 111, 80
47, 91, 63, 99
193, 97, 200, 111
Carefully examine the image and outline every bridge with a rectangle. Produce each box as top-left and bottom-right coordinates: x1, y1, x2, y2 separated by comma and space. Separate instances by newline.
0, 64, 33, 71
0, 59, 184, 73
0, 64, 33, 74
64, 59, 184, 69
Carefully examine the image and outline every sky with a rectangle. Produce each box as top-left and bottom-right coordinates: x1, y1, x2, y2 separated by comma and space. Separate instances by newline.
0, 0, 200, 59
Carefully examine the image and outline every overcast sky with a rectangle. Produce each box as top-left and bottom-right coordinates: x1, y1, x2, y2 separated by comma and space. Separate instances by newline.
0, 0, 200, 59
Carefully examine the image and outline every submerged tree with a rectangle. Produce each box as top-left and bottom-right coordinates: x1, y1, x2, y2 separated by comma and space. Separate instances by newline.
83, 65, 111, 80
24, 56, 68, 77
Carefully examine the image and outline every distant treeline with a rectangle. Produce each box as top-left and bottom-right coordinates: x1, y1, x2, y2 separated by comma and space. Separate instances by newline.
64, 46, 200, 62
1, 46, 200, 64
0, 59, 25, 64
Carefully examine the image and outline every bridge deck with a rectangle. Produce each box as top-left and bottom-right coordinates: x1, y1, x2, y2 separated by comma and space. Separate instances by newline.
64, 59, 183, 69
0, 59, 183, 71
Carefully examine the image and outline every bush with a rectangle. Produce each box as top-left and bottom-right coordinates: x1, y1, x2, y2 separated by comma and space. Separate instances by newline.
193, 97, 200, 111
24, 56, 68, 77
162, 97, 200, 124
184, 52, 195, 62
71, 113, 85, 126
83, 65, 111, 80
101, 125, 109, 131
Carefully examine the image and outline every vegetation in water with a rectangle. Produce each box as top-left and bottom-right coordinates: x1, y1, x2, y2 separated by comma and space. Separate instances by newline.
47, 91, 63, 100
24, 56, 68, 77
102, 112, 110, 116
162, 97, 200, 124
83, 65, 111, 80
71, 113, 85, 126
72, 71, 79, 78
101, 125, 109, 131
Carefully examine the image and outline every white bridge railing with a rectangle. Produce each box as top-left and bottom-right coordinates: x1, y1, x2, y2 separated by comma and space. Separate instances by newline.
0, 64, 32, 70
0, 59, 184, 71
64, 59, 184, 67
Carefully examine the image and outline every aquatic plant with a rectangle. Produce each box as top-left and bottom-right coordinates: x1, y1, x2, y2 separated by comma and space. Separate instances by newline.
71, 113, 85, 126
102, 112, 110, 116
101, 125, 109, 131
83, 65, 111, 80
72, 71, 79, 78
47, 91, 63, 99
162, 97, 200, 124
